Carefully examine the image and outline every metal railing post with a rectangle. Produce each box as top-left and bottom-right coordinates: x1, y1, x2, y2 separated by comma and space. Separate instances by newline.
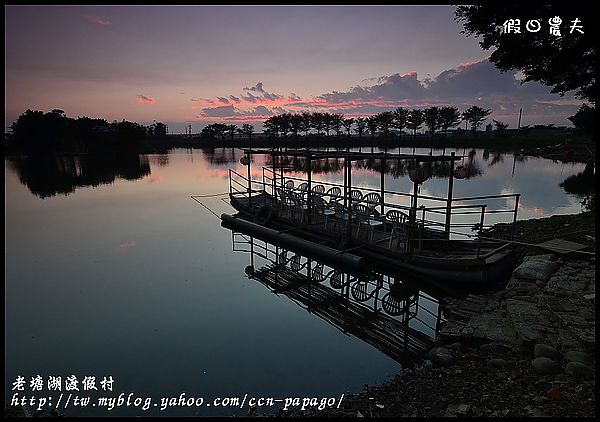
512, 194, 520, 240
477, 205, 486, 258
445, 152, 455, 239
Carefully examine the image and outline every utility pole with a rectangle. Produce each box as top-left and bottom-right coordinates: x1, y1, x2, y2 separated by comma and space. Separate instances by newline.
517, 108, 522, 130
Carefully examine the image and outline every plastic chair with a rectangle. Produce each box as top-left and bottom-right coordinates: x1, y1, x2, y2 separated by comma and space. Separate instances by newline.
312, 184, 325, 195
354, 204, 383, 243
350, 189, 363, 203
331, 201, 351, 230
363, 192, 381, 207
386, 209, 409, 249
312, 195, 336, 229
325, 186, 342, 204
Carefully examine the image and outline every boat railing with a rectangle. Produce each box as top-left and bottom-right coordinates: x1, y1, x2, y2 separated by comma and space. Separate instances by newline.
257, 167, 519, 255
227, 167, 518, 259
261, 167, 519, 215
229, 168, 273, 207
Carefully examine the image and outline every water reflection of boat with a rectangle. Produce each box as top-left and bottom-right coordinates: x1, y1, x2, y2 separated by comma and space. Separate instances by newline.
217, 149, 520, 284
230, 230, 444, 363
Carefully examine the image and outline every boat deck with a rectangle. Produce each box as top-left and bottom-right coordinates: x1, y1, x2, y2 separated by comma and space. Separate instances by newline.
231, 192, 507, 263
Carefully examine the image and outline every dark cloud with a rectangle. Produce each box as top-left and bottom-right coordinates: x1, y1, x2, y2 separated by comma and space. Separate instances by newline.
241, 92, 260, 103
229, 95, 240, 103
249, 105, 273, 116
244, 82, 265, 93
262, 91, 282, 101
318, 71, 426, 104
242, 82, 282, 101
217, 97, 230, 104
201, 105, 236, 117
312, 60, 582, 122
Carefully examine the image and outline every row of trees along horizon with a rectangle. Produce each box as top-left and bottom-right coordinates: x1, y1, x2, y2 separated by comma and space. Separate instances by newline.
201, 106, 500, 140
7, 103, 593, 153
201, 104, 594, 141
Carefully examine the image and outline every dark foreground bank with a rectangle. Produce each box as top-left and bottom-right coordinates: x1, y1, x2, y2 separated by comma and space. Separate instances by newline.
278, 212, 595, 418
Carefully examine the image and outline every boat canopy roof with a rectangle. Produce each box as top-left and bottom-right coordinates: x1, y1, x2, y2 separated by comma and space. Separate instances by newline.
241, 148, 464, 162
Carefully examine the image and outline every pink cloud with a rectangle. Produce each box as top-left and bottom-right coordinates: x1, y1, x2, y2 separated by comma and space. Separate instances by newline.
137, 95, 156, 104
457, 60, 485, 71
84, 15, 110, 26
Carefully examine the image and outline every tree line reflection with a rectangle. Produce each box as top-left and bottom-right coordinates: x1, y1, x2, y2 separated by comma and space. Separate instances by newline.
8, 153, 151, 198
264, 152, 483, 180
7, 147, 592, 199
202, 147, 593, 197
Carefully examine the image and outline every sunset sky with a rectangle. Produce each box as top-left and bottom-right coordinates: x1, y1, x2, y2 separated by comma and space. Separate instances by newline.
5, 5, 585, 133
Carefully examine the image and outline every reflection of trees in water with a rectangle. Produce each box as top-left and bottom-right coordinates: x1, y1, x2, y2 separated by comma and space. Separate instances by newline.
201, 147, 239, 165
8, 153, 150, 198
456, 154, 483, 179
363, 158, 483, 180
514, 154, 528, 163
488, 152, 505, 167
265, 156, 344, 174
149, 154, 169, 167
560, 162, 595, 195
264, 154, 482, 179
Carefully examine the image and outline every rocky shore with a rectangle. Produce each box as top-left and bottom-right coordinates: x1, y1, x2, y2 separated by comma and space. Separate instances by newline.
282, 212, 595, 418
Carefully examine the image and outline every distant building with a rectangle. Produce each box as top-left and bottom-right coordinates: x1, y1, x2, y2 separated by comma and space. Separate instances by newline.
485, 123, 493, 133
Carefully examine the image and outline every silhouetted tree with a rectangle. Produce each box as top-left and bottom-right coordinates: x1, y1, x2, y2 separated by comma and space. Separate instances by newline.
322, 112, 334, 136
113, 120, 147, 145
342, 118, 355, 136
300, 112, 313, 136
568, 104, 595, 134
493, 119, 509, 132
376, 111, 394, 136
239, 123, 254, 140
225, 124, 236, 140
392, 107, 409, 139
331, 113, 344, 136
278, 114, 292, 138
366, 116, 379, 140
463, 106, 492, 134
461, 109, 472, 131
148, 121, 167, 138
423, 107, 440, 137
289, 113, 303, 137
455, 4, 596, 104
311, 112, 325, 136
438, 106, 462, 136
263, 116, 281, 138
406, 109, 424, 136
354, 117, 367, 138
201, 123, 227, 140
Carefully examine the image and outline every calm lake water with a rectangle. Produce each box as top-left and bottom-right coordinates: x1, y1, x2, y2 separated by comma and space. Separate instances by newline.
5, 147, 590, 416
